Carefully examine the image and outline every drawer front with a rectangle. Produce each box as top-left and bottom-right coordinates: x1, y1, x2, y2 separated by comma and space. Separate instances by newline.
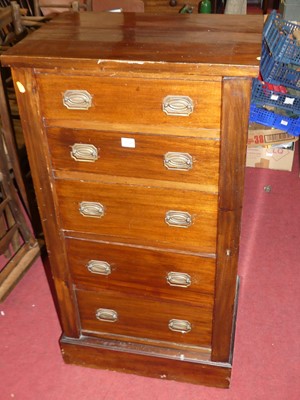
66, 238, 216, 300
37, 75, 221, 131
48, 127, 220, 189
76, 289, 213, 347
55, 179, 218, 253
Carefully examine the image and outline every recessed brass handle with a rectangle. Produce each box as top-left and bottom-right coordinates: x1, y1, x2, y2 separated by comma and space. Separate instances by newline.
168, 319, 192, 333
71, 143, 98, 162
165, 210, 192, 228
162, 95, 194, 116
96, 308, 118, 322
167, 272, 191, 287
62, 90, 93, 110
86, 260, 111, 275
164, 152, 193, 171
79, 201, 105, 218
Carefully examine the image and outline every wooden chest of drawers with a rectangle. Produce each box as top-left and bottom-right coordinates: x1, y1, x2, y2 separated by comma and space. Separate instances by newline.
2, 12, 263, 388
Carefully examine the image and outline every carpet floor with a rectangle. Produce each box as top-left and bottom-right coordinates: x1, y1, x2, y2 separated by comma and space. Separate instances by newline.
1, 147, 299, 400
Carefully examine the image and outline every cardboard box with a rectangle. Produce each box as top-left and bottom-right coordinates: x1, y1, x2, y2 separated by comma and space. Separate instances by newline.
246, 143, 295, 171
279, 1, 300, 21
247, 124, 298, 171
247, 124, 298, 147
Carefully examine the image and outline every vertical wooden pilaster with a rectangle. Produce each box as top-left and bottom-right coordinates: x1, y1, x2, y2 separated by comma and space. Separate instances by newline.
11, 68, 80, 338
212, 77, 252, 362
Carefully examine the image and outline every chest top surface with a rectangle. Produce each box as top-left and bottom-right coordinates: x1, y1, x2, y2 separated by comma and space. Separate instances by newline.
2, 12, 263, 76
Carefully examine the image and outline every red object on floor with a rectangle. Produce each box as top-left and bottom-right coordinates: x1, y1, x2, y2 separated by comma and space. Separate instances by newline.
1, 150, 300, 399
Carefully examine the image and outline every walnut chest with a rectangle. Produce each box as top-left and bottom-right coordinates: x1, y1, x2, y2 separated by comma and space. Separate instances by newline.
2, 12, 263, 388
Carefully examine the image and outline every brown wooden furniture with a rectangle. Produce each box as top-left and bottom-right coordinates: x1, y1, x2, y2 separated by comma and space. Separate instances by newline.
92, 0, 144, 12
0, 2, 40, 302
2, 12, 263, 387
0, 129, 39, 301
0, 3, 29, 211
32, 0, 92, 16
143, 0, 198, 12
0, 87, 40, 301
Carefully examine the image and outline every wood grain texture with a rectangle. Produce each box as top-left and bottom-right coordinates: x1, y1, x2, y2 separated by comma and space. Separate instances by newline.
55, 178, 218, 253
37, 74, 221, 131
2, 12, 263, 387
2, 12, 262, 77
10, 68, 80, 338
47, 127, 220, 189
211, 77, 253, 362
61, 335, 231, 388
76, 288, 213, 347
66, 237, 216, 300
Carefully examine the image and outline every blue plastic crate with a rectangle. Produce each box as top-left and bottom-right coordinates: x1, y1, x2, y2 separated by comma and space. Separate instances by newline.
249, 104, 300, 136
263, 10, 300, 66
251, 78, 300, 114
260, 40, 300, 90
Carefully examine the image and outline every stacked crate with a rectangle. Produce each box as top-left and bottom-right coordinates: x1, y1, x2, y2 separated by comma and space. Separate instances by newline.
250, 11, 300, 137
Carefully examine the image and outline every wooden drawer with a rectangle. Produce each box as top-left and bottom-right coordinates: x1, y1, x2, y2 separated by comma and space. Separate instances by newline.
36, 74, 221, 132
55, 179, 218, 253
48, 127, 220, 190
66, 237, 216, 300
76, 288, 213, 347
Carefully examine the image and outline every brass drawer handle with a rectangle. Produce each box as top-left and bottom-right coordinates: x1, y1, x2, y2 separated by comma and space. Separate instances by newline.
162, 95, 194, 116
165, 210, 192, 228
164, 152, 193, 171
71, 143, 98, 162
62, 90, 93, 110
167, 272, 191, 288
87, 260, 111, 275
168, 319, 192, 333
96, 308, 118, 322
79, 201, 105, 218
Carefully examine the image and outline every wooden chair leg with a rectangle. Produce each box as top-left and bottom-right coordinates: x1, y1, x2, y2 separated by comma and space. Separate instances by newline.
0, 206, 12, 258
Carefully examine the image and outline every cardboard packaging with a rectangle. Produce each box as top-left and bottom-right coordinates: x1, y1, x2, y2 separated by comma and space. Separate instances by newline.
246, 124, 298, 171
246, 143, 295, 171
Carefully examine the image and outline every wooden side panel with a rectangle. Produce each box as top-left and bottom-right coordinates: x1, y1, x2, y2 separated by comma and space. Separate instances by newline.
10, 68, 80, 338
211, 77, 252, 362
